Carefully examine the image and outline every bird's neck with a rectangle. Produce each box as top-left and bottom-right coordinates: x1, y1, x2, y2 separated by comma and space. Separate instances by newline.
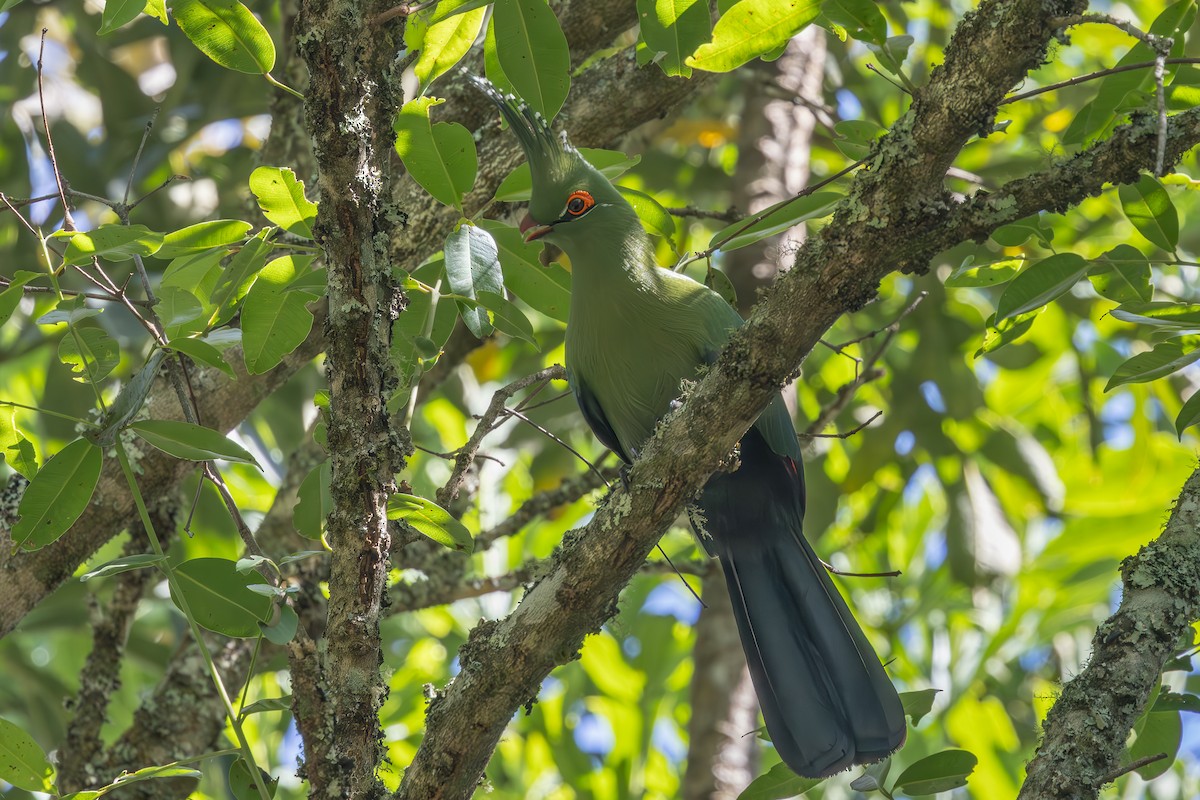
564, 216, 659, 305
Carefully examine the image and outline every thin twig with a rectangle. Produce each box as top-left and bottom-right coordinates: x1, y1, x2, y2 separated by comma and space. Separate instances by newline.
129, 174, 190, 212
37, 30, 75, 233
1098, 753, 1168, 785
809, 410, 882, 439
1003, 58, 1200, 105
820, 558, 902, 579
501, 406, 609, 489
124, 108, 159, 206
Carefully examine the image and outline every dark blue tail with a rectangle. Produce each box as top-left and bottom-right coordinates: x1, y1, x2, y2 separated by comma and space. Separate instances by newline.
698, 427, 906, 778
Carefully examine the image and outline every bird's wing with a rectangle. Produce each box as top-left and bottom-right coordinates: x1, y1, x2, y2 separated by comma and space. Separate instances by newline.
570, 370, 633, 464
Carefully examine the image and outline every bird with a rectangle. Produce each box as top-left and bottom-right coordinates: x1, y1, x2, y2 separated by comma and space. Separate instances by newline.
471, 76, 906, 779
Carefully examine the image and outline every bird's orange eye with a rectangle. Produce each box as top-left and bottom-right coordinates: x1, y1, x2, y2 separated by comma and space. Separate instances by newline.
565, 190, 594, 217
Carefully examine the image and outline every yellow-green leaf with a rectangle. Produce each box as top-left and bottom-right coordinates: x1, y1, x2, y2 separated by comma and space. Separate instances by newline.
249, 167, 318, 239
173, 0, 276, 74
686, 0, 821, 73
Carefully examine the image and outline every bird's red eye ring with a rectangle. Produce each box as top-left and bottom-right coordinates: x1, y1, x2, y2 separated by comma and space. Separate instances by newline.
564, 190, 595, 217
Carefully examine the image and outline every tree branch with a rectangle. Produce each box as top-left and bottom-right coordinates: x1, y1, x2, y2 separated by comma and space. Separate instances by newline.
1018, 465, 1200, 799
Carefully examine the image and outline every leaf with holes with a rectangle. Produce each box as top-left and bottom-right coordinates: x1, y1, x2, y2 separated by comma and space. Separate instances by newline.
249, 167, 318, 239
0, 409, 38, 479
171, 558, 275, 637
10, 438, 103, 551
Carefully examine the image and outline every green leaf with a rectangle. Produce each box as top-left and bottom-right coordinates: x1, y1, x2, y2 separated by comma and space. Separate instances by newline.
229, 757, 279, 800
637, 0, 712, 78
173, 0, 276, 74
242, 256, 316, 374
710, 192, 839, 252
494, 148, 640, 203
0, 271, 39, 328
900, 688, 941, 726
832, 118, 887, 159
618, 186, 677, 249
945, 255, 1022, 288
687, 0, 821, 73
387, 492, 474, 552
143, 0, 168, 24
445, 223, 503, 338
162, 248, 227, 298
478, 219, 571, 323
1176, 390, 1200, 438
1153, 691, 1200, 714
171, 557, 275, 637
109, 764, 203, 788
1119, 174, 1179, 252
705, 265, 738, 307
209, 229, 272, 325
156, 220, 252, 259
293, 460, 332, 540
994, 253, 1088, 321
1128, 710, 1180, 780
1110, 301, 1200, 329
156, 286, 208, 339
87, 349, 167, 448
241, 696, 293, 716
821, 0, 887, 45
164, 336, 236, 378
1105, 336, 1200, 391
11, 438, 103, 551
492, 0, 571, 120
59, 326, 119, 384
891, 749, 977, 795
483, 15, 515, 95
0, 410, 38, 479
249, 167, 318, 239
990, 215, 1053, 248
0, 717, 54, 792
414, 2, 488, 90
395, 96, 479, 209
80, 553, 167, 581
477, 290, 539, 348
1088, 244, 1152, 303
99, 0, 153, 34
736, 761, 823, 799
38, 295, 101, 326
975, 308, 1041, 357
58, 224, 163, 266
260, 604, 299, 646
1063, 0, 1192, 144
130, 420, 260, 464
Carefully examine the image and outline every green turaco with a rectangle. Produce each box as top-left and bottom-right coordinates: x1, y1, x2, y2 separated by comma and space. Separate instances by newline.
473, 76, 906, 778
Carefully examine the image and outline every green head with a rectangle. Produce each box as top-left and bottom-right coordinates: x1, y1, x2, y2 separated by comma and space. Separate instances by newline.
471, 76, 639, 254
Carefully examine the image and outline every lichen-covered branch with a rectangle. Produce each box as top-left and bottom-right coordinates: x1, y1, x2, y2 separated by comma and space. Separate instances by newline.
295, 0, 408, 794
1018, 466, 1200, 799
392, 0, 1200, 795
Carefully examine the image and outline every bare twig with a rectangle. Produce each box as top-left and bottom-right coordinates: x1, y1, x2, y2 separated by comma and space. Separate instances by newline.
37, 30, 75, 233
436, 366, 568, 506
1002, 58, 1200, 106
124, 108, 159, 206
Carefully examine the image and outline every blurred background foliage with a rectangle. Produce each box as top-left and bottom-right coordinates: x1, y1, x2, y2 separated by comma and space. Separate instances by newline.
1, 0, 1200, 797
